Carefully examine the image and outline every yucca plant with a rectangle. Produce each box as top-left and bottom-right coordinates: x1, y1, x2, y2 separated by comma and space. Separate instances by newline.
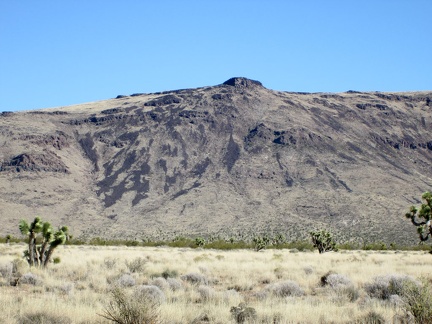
310, 229, 337, 254
19, 217, 68, 268
405, 192, 432, 248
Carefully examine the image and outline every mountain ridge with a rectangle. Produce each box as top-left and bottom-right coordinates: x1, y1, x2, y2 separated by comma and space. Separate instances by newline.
1, 78, 431, 244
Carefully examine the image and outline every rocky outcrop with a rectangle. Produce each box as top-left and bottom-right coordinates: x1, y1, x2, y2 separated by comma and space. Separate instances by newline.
223, 77, 263, 89
0, 152, 69, 173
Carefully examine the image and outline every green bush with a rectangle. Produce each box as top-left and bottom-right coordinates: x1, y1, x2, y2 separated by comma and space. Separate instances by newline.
205, 240, 250, 250
400, 279, 432, 323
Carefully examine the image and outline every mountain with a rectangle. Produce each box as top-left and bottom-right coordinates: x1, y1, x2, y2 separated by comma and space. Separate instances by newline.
1, 78, 431, 244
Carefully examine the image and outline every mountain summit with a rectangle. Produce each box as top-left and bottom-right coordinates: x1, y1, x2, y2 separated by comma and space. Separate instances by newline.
0, 79, 431, 243
222, 77, 264, 89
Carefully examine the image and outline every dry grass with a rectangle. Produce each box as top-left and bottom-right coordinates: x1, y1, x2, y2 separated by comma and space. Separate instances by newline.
0, 243, 431, 323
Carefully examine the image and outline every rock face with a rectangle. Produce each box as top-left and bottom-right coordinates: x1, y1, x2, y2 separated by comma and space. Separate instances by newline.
0, 78, 431, 244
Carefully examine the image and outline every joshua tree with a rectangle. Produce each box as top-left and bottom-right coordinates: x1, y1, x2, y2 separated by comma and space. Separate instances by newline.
405, 191, 432, 245
195, 237, 206, 247
252, 236, 270, 251
19, 217, 68, 268
310, 229, 338, 254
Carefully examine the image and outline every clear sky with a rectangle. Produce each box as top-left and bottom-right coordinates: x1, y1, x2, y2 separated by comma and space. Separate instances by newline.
1, 1, 431, 111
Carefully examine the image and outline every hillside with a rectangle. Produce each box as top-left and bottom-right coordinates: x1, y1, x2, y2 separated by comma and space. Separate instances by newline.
1, 78, 431, 244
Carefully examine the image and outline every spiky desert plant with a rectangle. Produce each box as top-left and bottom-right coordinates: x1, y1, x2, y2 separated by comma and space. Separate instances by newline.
19, 217, 68, 268
252, 236, 270, 251
195, 237, 206, 248
405, 192, 432, 246
42, 226, 68, 267
19, 217, 43, 267
310, 229, 338, 254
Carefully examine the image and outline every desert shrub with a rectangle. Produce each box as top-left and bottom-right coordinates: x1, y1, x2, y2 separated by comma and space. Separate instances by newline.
341, 285, 360, 302
150, 277, 170, 291
354, 311, 385, 324
0, 262, 13, 280
197, 285, 215, 301
104, 257, 117, 269
285, 240, 314, 251
303, 265, 314, 275
117, 274, 136, 287
167, 237, 195, 248
20, 272, 41, 285
320, 272, 359, 302
160, 269, 178, 279
254, 290, 269, 301
364, 274, 418, 300
52, 257, 61, 264
363, 242, 388, 251
125, 257, 146, 273
268, 280, 304, 297
223, 289, 240, 303
388, 294, 404, 308
320, 271, 335, 286
191, 313, 211, 324
18, 311, 72, 324
166, 278, 182, 291
134, 285, 165, 304
399, 279, 432, 324
57, 283, 74, 296
12, 258, 28, 277
230, 303, 257, 324
99, 287, 159, 324
181, 272, 208, 285
205, 239, 250, 250
324, 273, 352, 289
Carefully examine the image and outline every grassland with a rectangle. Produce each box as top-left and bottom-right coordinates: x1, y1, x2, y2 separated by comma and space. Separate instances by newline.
0, 243, 431, 323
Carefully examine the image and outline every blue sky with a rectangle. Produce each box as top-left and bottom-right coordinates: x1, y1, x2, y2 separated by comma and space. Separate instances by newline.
1, 1, 431, 111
